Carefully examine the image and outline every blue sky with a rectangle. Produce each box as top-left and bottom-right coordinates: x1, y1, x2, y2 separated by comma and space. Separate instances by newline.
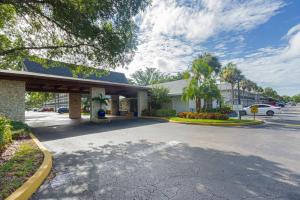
117, 0, 300, 96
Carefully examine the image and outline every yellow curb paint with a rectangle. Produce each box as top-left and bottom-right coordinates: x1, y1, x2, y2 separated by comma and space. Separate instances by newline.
141, 116, 264, 127
5, 133, 52, 200
169, 120, 264, 126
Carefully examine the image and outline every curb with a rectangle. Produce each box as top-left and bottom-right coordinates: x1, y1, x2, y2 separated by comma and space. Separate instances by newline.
5, 133, 52, 200
141, 116, 264, 127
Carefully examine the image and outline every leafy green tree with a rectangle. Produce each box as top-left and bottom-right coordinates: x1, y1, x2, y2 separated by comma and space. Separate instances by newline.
201, 78, 221, 110
263, 87, 279, 99
130, 68, 186, 86
0, 1, 149, 71
130, 68, 164, 86
281, 95, 292, 103
292, 94, 300, 103
149, 86, 171, 110
25, 92, 55, 109
220, 63, 244, 105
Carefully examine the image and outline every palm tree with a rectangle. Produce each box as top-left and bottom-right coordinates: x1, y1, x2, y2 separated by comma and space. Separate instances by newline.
182, 55, 217, 112
92, 94, 109, 117
240, 79, 248, 101
198, 52, 222, 75
220, 63, 244, 105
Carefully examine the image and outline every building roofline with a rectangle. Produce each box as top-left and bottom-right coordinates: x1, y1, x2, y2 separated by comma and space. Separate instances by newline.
0, 69, 148, 90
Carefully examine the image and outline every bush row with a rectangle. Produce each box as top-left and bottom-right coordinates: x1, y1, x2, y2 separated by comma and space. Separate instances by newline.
0, 116, 12, 152
201, 106, 233, 114
142, 109, 176, 117
178, 112, 229, 120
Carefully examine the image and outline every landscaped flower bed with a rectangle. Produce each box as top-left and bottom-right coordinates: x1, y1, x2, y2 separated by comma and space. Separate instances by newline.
0, 117, 44, 199
178, 112, 229, 120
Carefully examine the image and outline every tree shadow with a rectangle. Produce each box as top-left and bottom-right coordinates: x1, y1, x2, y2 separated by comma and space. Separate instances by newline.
31, 140, 300, 200
32, 119, 167, 142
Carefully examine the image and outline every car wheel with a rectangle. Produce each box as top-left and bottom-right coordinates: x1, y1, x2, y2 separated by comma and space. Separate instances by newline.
266, 110, 274, 116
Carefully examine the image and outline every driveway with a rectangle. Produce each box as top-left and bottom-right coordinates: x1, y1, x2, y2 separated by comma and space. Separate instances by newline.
30, 110, 300, 200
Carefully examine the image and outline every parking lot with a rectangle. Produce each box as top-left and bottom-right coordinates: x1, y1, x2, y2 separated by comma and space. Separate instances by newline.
29, 107, 300, 200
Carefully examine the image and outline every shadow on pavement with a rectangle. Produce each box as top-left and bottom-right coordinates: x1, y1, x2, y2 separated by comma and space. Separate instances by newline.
31, 140, 300, 200
32, 119, 167, 142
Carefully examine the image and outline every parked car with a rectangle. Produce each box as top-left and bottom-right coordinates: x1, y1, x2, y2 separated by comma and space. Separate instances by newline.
57, 107, 69, 114
38, 107, 53, 112
276, 102, 285, 107
243, 104, 281, 116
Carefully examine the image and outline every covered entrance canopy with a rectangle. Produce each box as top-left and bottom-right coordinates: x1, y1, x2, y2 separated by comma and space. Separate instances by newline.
0, 62, 148, 122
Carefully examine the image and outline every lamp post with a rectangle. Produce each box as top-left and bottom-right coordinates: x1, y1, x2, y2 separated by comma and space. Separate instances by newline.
237, 78, 243, 120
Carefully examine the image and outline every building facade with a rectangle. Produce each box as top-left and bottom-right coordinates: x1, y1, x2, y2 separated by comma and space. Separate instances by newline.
151, 80, 266, 113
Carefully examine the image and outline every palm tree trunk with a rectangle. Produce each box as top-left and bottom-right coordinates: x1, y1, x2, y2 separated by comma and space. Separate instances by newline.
196, 97, 201, 113
231, 84, 235, 105
242, 89, 245, 106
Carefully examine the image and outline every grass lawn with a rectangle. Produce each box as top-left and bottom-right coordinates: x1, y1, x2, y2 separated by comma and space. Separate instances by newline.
169, 117, 256, 124
0, 139, 43, 199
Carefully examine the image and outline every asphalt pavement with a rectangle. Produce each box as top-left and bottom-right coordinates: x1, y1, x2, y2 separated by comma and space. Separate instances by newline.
28, 106, 300, 200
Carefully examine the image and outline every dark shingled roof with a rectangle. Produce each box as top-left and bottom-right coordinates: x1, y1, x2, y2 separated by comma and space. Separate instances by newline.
23, 60, 129, 84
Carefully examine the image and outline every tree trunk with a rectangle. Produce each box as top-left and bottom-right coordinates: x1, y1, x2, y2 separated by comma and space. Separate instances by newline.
231, 84, 235, 105
242, 89, 245, 106
196, 97, 201, 113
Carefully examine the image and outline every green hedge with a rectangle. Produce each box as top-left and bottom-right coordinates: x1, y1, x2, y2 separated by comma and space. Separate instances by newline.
155, 109, 176, 117
202, 106, 233, 114
178, 112, 229, 120
142, 109, 176, 117
0, 117, 12, 152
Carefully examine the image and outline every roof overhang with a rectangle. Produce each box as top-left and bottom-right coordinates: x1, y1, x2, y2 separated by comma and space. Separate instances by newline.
0, 70, 148, 97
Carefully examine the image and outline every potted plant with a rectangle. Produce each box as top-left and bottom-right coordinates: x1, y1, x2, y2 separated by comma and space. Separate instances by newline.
92, 94, 109, 118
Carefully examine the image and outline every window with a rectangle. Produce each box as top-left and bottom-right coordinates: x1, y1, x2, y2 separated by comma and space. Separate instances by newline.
258, 104, 270, 108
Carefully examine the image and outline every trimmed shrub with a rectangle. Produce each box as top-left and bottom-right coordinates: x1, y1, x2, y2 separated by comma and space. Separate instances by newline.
155, 109, 176, 117
177, 112, 229, 120
0, 116, 12, 152
202, 106, 233, 114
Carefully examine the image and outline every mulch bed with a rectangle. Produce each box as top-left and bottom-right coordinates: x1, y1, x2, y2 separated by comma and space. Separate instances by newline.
0, 138, 44, 200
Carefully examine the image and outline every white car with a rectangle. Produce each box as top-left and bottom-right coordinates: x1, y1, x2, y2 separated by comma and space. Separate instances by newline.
243, 104, 281, 116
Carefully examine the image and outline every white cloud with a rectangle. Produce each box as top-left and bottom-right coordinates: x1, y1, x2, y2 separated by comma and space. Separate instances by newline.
232, 24, 300, 95
117, 0, 284, 76
116, 0, 300, 95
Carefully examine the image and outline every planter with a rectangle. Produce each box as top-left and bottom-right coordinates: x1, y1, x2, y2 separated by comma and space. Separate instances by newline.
97, 110, 106, 118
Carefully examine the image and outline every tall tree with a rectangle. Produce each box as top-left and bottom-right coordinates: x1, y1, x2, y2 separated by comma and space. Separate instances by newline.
25, 92, 55, 109
130, 68, 185, 86
292, 94, 300, 103
130, 68, 164, 86
0, 1, 149, 71
220, 63, 244, 105
182, 55, 220, 112
149, 86, 171, 110
198, 52, 222, 75
240, 79, 249, 100
263, 87, 279, 99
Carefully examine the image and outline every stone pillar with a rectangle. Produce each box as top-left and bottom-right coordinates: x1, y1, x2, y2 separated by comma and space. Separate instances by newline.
90, 87, 105, 122
111, 95, 119, 115
137, 90, 148, 117
69, 93, 81, 119
0, 80, 25, 122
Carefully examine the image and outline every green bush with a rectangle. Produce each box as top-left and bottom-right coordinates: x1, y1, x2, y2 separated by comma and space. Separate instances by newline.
9, 121, 30, 139
142, 109, 176, 117
0, 117, 12, 152
177, 112, 229, 120
202, 106, 233, 114
155, 109, 176, 117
